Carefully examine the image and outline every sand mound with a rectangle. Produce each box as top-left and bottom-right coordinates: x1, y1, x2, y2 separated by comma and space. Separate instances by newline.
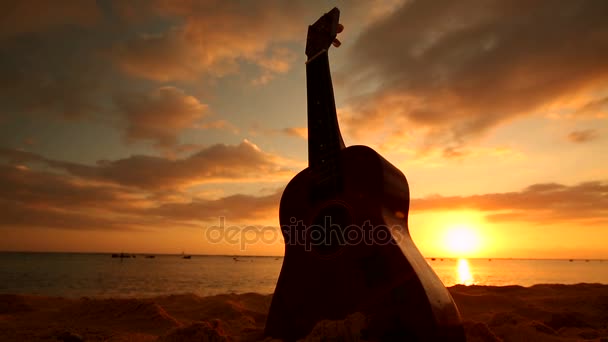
65, 298, 182, 333
155, 292, 271, 339
452, 284, 608, 341
0, 294, 32, 314
159, 320, 231, 342
0, 284, 606, 341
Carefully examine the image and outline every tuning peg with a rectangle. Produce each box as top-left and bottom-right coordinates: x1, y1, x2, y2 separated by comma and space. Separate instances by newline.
337, 23, 344, 33
332, 38, 341, 48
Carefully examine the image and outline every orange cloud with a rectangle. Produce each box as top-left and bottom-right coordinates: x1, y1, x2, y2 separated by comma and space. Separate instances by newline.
0, 141, 294, 191
112, 1, 310, 82
2, 148, 606, 234
341, 0, 608, 149
567, 129, 599, 143
149, 191, 281, 223
0, 162, 279, 231
281, 127, 308, 140
116, 86, 208, 148
412, 181, 608, 225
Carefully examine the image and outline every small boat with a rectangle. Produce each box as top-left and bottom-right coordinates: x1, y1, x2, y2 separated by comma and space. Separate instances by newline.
145, 255, 155, 259
112, 253, 132, 258
183, 255, 192, 259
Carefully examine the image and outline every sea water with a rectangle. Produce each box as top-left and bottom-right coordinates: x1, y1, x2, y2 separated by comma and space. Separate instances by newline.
0, 252, 606, 298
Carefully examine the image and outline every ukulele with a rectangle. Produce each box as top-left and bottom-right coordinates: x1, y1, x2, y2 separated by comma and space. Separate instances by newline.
265, 8, 466, 341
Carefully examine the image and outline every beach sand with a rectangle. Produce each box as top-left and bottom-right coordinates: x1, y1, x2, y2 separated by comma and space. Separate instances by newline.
0, 284, 606, 341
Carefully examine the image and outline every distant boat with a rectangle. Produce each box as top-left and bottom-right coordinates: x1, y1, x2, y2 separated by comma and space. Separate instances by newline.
111, 253, 132, 259
233, 257, 239, 262
145, 255, 155, 259
180, 251, 191, 259
431, 258, 436, 261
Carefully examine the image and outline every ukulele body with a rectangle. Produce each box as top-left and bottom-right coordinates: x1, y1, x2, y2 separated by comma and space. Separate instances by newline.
265, 145, 465, 341
265, 8, 465, 341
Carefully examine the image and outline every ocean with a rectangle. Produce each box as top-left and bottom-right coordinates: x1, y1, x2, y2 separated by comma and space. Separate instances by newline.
0, 252, 606, 298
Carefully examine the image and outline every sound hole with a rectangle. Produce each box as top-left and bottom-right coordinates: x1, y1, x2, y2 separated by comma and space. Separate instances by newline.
310, 204, 352, 256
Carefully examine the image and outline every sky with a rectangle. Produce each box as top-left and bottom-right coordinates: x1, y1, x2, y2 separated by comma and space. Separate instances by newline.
0, 0, 607, 258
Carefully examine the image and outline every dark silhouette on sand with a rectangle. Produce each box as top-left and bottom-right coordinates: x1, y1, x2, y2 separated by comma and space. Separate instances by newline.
265, 8, 465, 341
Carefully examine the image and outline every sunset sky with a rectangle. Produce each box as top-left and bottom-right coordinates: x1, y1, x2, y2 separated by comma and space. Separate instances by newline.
1, 0, 606, 258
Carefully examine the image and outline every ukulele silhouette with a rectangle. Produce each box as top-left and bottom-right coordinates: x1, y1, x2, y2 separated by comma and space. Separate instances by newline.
265, 8, 466, 341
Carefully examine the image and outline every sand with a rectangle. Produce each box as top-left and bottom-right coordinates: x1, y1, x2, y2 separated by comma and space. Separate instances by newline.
0, 284, 607, 341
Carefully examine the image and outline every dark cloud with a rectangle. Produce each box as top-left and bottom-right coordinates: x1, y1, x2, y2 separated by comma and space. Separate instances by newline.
0, 198, 126, 231
0, 0, 101, 38
0, 164, 141, 210
149, 191, 281, 223
0, 30, 113, 119
0, 162, 280, 230
116, 86, 208, 148
567, 129, 599, 143
342, 0, 608, 148
110, 0, 397, 83
412, 181, 608, 224
0, 164, 147, 231
0, 141, 293, 191
1, 148, 606, 231
111, 0, 311, 82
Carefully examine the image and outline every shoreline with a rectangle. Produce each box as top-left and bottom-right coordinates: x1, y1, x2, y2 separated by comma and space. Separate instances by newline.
2, 250, 607, 261
1, 284, 607, 341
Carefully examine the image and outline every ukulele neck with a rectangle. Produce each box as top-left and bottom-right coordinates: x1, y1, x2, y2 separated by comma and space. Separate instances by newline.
306, 50, 345, 170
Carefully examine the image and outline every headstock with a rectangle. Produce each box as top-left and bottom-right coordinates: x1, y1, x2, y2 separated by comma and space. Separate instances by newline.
305, 7, 344, 61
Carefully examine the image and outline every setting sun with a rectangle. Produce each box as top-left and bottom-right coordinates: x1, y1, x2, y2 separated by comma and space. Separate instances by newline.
444, 224, 481, 257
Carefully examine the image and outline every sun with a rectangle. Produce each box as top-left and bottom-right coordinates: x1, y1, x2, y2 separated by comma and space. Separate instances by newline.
444, 224, 480, 257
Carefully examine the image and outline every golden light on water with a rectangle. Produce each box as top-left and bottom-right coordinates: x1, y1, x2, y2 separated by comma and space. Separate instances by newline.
457, 259, 474, 285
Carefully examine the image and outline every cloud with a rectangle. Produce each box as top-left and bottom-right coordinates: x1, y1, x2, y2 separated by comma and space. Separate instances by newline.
0, 164, 149, 231
149, 191, 281, 224
567, 129, 599, 143
282, 127, 308, 140
0, 140, 294, 191
252, 48, 298, 85
197, 120, 239, 134
1, 149, 606, 232
248, 126, 307, 140
412, 181, 608, 225
0, 0, 101, 38
0, 162, 280, 231
341, 0, 608, 149
116, 86, 208, 148
0, 29, 113, 119
575, 96, 608, 117
0, 164, 143, 210
112, 1, 311, 82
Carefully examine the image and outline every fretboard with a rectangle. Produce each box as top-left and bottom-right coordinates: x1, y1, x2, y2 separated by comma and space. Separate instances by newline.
306, 50, 345, 169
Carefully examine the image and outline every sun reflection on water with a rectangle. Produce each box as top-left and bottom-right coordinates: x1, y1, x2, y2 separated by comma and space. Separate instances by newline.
457, 259, 474, 285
